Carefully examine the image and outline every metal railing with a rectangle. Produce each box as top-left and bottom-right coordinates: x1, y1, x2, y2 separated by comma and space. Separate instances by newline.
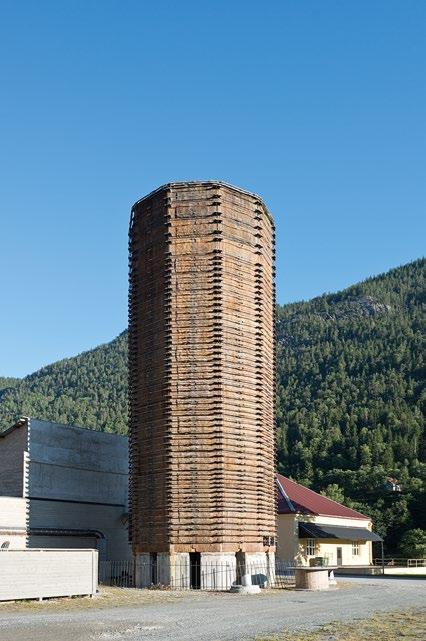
373, 558, 426, 568
99, 560, 135, 587
99, 558, 298, 590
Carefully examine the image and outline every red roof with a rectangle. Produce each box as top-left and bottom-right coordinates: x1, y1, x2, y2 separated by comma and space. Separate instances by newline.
276, 473, 368, 520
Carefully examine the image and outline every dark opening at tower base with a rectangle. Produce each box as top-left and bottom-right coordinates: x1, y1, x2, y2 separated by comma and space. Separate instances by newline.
190, 552, 201, 589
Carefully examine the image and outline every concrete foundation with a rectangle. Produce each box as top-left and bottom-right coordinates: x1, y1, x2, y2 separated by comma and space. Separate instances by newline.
167, 553, 190, 589
230, 584, 261, 594
230, 571, 261, 594
135, 551, 276, 590
135, 553, 152, 588
200, 553, 237, 590
135, 553, 191, 588
238, 552, 273, 588
266, 551, 276, 587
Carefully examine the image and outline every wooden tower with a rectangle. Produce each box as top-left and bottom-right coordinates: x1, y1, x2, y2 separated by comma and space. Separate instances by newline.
128, 182, 276, 587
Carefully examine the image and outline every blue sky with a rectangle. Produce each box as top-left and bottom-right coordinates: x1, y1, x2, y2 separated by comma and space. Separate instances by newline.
1, 1, 425, 378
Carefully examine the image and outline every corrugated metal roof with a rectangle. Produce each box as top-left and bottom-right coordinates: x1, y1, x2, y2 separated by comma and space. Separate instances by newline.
298, 521, 382, 541
276, 473, 369, 520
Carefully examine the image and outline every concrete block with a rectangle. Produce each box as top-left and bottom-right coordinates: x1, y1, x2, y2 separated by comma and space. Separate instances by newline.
295, 567, 330, 591
135, 553, 152, 588
157, 552, 190, 587
230, 584, 261, 594
200, 553, 236, 590
0, 549, 98, 601
169, 553, 190, 589
240, 552, 269, 588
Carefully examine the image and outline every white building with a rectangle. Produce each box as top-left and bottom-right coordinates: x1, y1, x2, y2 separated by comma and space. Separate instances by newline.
0, 418, 132, 561
276, 473, 382, 566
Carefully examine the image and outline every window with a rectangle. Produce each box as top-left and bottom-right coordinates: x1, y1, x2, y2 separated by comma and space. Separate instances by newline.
305, 539, 315, 556
352, 541, 360, 556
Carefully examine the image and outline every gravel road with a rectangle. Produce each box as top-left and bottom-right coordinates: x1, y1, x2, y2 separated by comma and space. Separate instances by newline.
0, 577, 424, 641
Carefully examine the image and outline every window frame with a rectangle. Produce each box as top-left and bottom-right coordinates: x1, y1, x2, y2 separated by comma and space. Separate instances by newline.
352, 541, 360, 556
305, 538, 316, 556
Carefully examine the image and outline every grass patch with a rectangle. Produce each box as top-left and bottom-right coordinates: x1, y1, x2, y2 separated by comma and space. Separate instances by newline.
257, 608, 426, 641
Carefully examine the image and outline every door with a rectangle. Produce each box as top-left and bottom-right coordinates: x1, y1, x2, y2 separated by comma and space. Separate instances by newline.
190, 552, 201, 589
336, 547, 343, 566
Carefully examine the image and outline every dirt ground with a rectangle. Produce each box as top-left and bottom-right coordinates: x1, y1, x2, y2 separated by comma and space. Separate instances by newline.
0, 585, 188, 613
0, 577, 424, 641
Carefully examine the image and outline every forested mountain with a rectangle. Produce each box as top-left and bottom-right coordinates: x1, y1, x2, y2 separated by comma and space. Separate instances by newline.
275, 258, 425, 552
0, 258, 424, 552
0, 333, 128, 434
0, 377, 20, 393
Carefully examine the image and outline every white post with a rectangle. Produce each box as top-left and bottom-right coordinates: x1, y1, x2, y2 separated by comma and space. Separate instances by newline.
241, 573, 252, 586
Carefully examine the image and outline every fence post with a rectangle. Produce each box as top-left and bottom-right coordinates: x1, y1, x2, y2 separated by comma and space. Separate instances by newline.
381, 541, 385, 575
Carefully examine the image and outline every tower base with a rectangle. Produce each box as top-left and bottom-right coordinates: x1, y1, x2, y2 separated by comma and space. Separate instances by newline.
135, 553, 191, 589
236, 552, 274, 589
135, 551, 274, 590
230, 584, 261, 594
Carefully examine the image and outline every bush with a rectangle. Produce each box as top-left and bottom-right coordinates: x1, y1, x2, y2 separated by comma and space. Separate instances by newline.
399, 528, 426, 558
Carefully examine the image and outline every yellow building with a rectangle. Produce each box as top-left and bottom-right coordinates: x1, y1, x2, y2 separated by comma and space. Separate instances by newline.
276, 474, 382, 566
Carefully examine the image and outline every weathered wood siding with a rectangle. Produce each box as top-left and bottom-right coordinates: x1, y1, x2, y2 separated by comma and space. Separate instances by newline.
129, 181, 276, 554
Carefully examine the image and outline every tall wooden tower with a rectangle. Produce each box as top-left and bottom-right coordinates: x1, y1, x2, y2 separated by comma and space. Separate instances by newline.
128, 181, 276, 587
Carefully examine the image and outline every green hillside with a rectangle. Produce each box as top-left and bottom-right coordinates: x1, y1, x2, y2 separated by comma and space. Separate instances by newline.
0, 377, 20, 393
276, 258, 425, 552
0, 333, 128, 434
0, 258, 424, 553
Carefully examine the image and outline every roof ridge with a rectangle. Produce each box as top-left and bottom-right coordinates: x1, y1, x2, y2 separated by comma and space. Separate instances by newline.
277, 473, 368, 519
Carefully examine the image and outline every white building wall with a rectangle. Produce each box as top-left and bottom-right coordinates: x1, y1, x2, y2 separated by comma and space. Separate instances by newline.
0, 497, 27, 549
277, 513, 374, 566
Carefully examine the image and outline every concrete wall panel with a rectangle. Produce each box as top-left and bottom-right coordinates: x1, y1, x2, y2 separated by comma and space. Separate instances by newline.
28, 499, 132, 560
29, 420, 128, 474
0, 549, 98, 601
0, 423, 27, 497
28, 461, 127, 505
28, 420, 128, 505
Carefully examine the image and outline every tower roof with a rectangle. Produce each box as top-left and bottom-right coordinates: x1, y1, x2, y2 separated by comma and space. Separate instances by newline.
131, 181, 274, 224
